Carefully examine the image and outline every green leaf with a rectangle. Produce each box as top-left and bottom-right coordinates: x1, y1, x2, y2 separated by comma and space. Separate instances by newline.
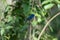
41, 9, 47, 16
5, 26, 13, 29
55, 0, 60, 4
35, 13, 41, 17
37, 17, 42, 23
33, 36, 38, 40
35, 13, 42, 23
1, 28, 5, 36
32, 20, 37, 27
49, 26, 53, 32
22, 4, 30, 13
5, 6, 11, 12
44, 3, 55, 10
6, 15, 13, 22
58, 4, 60, 10
53, 38, 58, 40
42, 0, 53, 5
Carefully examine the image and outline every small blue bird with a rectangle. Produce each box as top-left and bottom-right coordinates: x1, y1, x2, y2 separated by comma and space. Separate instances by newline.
27, 14, 34, 20
25, 14, 35, 21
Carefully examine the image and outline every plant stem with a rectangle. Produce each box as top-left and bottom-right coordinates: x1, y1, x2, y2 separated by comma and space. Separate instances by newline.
37, 12, 60, 40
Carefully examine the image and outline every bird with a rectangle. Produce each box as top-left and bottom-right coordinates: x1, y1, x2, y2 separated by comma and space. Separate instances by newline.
25, 14, 35, 22
26, 14, 35, 21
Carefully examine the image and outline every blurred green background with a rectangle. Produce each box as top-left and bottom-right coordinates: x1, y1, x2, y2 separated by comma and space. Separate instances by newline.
0, 0, 60, 40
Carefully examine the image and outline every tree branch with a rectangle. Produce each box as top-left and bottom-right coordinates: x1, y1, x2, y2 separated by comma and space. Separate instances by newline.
37, 12, 60, 40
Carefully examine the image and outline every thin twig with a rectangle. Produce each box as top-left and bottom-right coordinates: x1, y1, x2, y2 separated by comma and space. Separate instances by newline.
28, 21, 32, 40
37, 12, 60, 40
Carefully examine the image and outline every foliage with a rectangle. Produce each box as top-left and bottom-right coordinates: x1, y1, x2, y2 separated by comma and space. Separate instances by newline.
0, 0, 60, 40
